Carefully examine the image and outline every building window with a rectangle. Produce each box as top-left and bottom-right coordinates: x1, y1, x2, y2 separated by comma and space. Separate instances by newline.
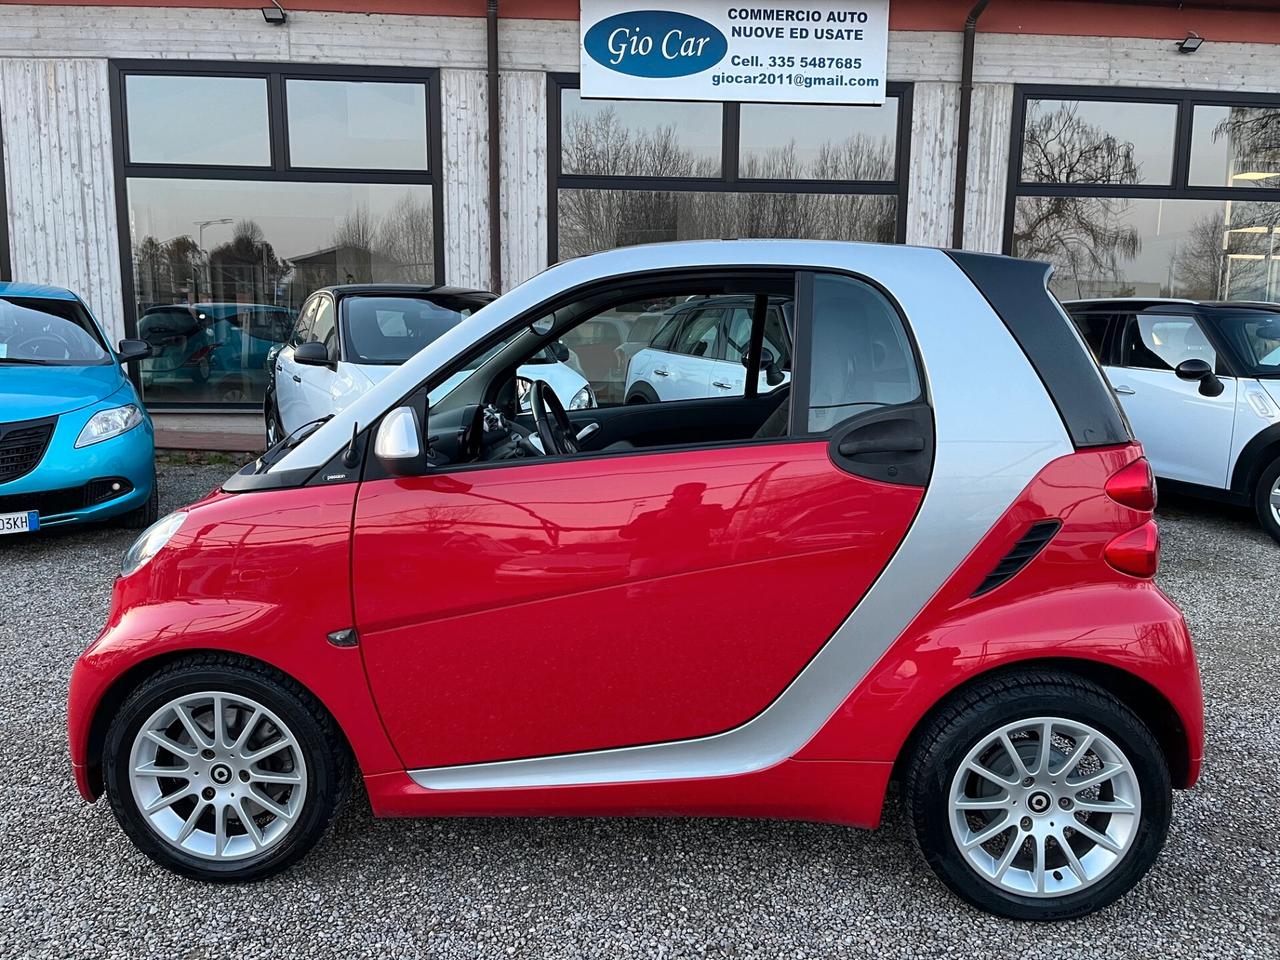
1007, 86, 1280, 303
548, 75, 911, 261
112, 62, 443, 408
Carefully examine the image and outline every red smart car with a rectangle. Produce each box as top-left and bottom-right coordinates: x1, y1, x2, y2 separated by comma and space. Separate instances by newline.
69, 241, 1202, 920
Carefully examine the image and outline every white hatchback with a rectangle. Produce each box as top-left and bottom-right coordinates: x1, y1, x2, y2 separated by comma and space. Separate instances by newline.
267, 285, 595, 444
624, 295, 793, 404
1066, 298, 1280, 542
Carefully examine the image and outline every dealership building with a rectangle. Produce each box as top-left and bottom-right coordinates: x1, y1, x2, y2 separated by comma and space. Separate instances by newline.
1, 0, 1279, 413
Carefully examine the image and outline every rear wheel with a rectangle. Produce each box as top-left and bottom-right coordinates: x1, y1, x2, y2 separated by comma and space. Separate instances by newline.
265, 397, 285, 448
104, 656, 348, 882
1252, 456, 1280, 544
904, 673, 1171, 920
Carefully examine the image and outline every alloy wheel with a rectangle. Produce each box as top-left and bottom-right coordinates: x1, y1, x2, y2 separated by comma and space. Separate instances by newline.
948, 717, 1141, 898
127, 691, 308, 862
1270, 477, 1280, 526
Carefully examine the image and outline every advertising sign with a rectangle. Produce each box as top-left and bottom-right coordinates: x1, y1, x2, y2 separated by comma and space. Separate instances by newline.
579, 0, 890, 105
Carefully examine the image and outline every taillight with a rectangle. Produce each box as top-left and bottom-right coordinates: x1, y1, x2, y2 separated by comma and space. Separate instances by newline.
1105, 458, 1156, 511
1105, 520, 1160, 578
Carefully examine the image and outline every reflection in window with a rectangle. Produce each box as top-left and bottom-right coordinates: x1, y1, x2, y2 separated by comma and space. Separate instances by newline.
1021, 99, 1176, 185
1190, 104, 1280, 188
127, 179, 434, 404
126, 75, 271, 167
558, 189, 895, 258
287, 79, 429, 170
1013, 196, 1280, 302
1120, 315, 1216, 371
739, 101, 898, 181
560, 90, 721, 177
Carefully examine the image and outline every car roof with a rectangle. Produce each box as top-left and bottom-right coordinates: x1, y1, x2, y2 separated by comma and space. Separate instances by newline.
317, 283, 494, 300
0, 281, 80, 301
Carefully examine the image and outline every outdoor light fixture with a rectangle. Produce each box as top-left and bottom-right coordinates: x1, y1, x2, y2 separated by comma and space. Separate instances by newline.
262, 0, 287, 24
1176, 31, 1203, 53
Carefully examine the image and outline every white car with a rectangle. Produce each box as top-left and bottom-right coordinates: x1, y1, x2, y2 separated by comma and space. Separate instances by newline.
1066, 298, 1280, 541
267, 284, 595, 444
624, 295, 794, 404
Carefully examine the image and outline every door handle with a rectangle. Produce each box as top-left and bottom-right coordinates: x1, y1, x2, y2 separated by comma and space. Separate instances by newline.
653, 368, 669, 377
837, 436, 926, 457
292, 375, 302, 384
1113, 385, 1135, 395
712, 380, 733, 389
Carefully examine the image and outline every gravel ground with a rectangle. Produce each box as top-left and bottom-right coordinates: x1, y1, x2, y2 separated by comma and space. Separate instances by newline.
1, 461, 1277, 959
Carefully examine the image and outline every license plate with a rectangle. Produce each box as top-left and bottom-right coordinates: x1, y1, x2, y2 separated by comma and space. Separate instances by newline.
0, 511, 39, 535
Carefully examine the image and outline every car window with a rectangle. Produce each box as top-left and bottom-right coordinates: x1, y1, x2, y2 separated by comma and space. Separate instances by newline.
763, 305, 791, 371
805, 274, 921, 433
290, 298, 319, 346
308, 297, 338, 355
650, 312, 683, 350
1069, 310, 1111, 361
0, 295, 110, 366
673, 308, 722, 357
723, 306, 753, 362
344, 295, 471, 364
1119, 314, 1216, 372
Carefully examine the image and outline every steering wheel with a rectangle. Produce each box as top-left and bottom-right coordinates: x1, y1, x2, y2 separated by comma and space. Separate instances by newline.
530, 379, 579, 456
13, 335, 68, 360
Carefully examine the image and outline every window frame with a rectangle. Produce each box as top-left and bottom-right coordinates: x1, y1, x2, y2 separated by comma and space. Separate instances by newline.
109, 59, 445, 409
547, 74, 913, 261
0, 133, 10, 282
1003, 84, 1280, 257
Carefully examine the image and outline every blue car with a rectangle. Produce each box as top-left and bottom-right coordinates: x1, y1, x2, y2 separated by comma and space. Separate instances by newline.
0, 282, 157, 533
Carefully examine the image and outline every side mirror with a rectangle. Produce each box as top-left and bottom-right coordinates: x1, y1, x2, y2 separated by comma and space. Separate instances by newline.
743, 348, 784, 387
117, 339, 152, 363
1175, 357, 1225, 397
373, 406, 427, 477
550, 340, 571, 363
294, 341, 334, 368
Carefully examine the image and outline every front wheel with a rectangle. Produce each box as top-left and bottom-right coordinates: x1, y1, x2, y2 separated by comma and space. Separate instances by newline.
904, 673, 1171, 920
1252, 456, 1280, 544
104, 656, 349, 882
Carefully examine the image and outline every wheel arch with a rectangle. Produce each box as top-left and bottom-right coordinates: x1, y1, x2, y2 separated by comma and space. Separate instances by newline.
1230, 421, 1280, 496
79, 648, 353, 801
625, 382, 658, 404
892, 657, 1195, 790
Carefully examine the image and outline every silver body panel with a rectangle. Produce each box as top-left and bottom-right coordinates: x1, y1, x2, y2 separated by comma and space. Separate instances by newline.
269, 240, 1074, 791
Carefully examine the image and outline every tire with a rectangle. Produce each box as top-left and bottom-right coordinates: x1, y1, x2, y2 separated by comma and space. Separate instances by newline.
265, 397, 285, 448
626, 382, 658, 404
104, 655, 349, 882
1252, 456, 1280, 544
117, 479, 159, 530
903, 672, 1171, 921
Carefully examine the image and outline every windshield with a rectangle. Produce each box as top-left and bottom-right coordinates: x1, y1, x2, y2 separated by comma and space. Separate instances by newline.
1203, 308, 1280, 377
0, 296, 110, 365
343, 294, 489, 364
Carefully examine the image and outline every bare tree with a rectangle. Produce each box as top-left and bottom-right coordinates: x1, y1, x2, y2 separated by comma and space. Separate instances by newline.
1012, 103, 1143, 297
376, 193, 436, 282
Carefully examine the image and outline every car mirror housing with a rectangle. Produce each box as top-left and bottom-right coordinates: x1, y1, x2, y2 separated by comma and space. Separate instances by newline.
116, 339, 152, 364
294, 341, 335, 367
373, 406, 427, 477
1175, 358, 1224, 397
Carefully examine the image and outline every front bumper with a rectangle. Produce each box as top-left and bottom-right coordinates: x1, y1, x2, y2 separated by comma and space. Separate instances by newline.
0, 410, 154, 527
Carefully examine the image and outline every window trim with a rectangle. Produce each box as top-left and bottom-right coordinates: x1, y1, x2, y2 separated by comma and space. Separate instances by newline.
547, 74, 913, 261
1003, 84, 1280, 258
0, 131, 10, 282
109, 59, 446, 409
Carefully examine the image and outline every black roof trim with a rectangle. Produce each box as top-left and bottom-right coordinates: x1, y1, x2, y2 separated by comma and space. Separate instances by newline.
319, 283, 494, 299
947, 251, 1131, 449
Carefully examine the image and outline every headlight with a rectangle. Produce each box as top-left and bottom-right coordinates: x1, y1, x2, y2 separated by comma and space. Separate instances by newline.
121, 511, 187, 578
569, 385, 596, 410
76, 404, 144, 448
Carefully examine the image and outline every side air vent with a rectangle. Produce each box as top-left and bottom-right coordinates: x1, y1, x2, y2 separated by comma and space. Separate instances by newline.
972, 520, 1062, 597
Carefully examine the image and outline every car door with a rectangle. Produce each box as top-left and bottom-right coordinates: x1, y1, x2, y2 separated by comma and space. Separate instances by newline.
274, 297, 318, 434
1105, 311, 1237, 487
657, 306, 720, 400
351, 270, 934, 770
711, 303, 752, 397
